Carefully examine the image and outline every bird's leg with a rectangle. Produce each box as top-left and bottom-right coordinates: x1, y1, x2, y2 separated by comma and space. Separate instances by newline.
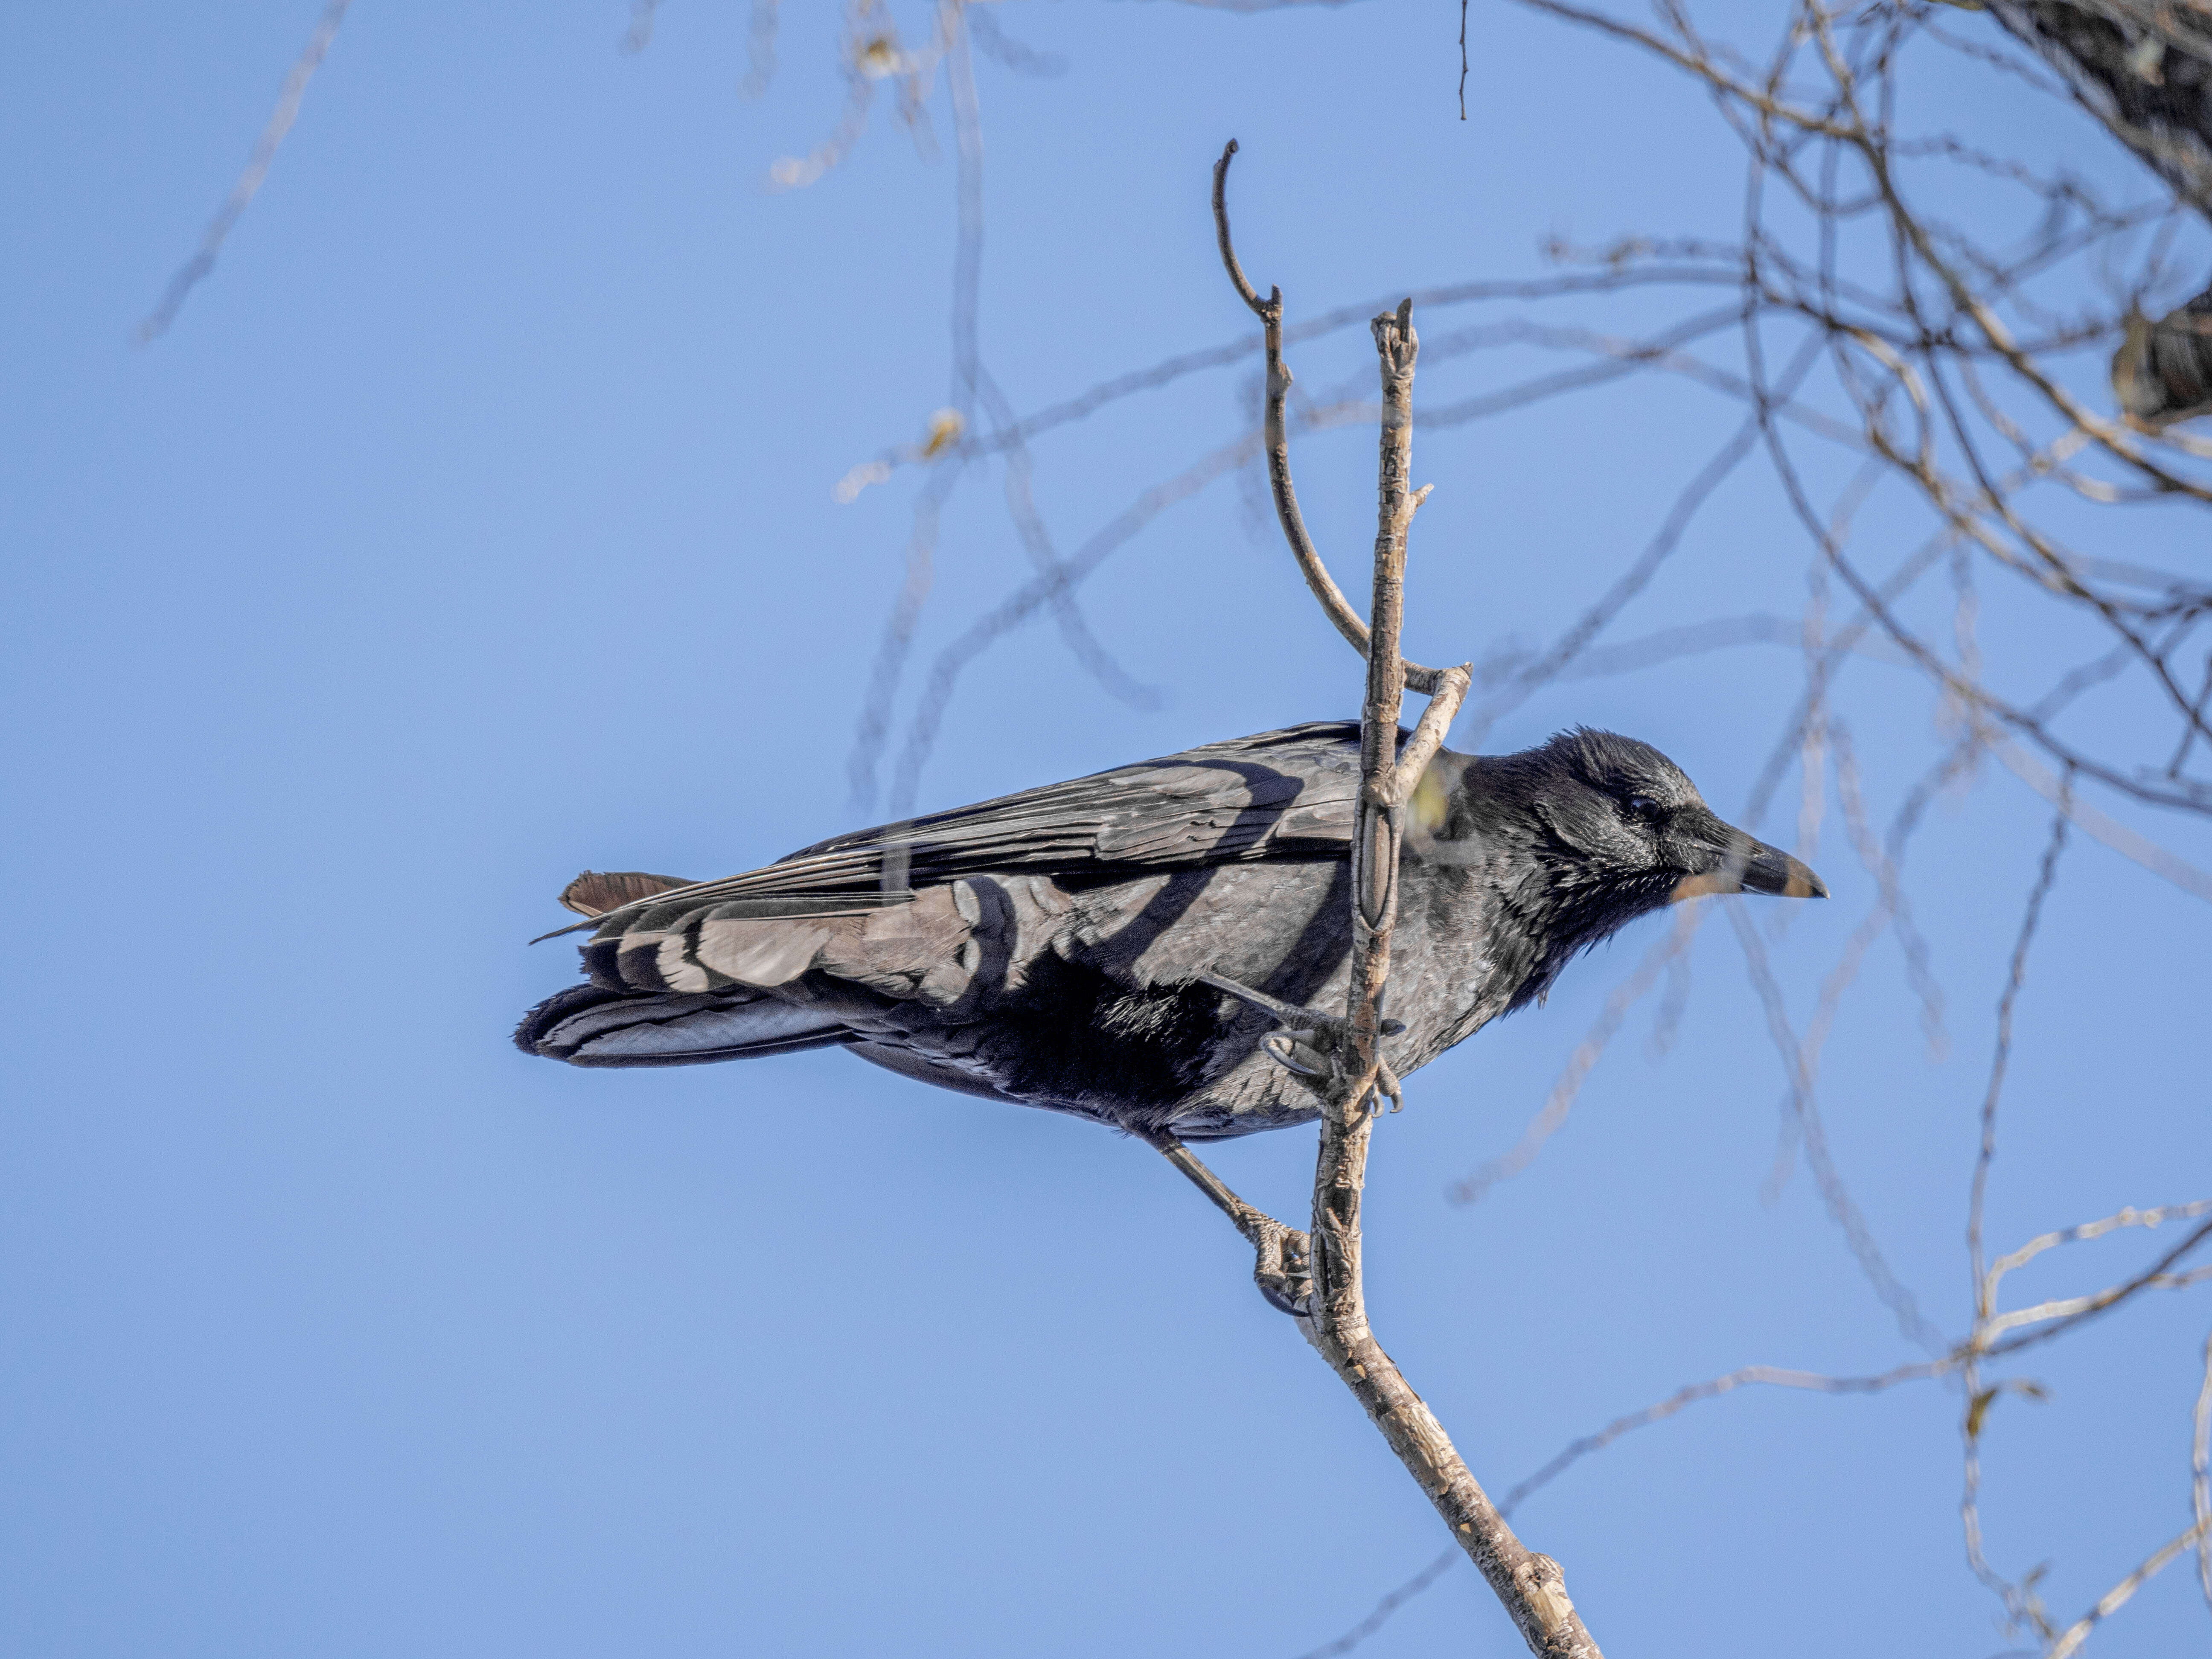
1198, 971, 1404, 1111
1145, 1133, 1313, 1317
1197, 970, 1404, 1039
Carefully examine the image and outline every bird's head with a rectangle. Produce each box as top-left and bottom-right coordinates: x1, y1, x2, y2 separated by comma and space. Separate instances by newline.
1531, 727, 1827, 905
1442, 727, 1826, 1004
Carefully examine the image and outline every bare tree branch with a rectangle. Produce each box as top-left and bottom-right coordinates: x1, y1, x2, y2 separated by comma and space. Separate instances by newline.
1983, 1215, 2212, 1359
2046, 1516, 2212, 1658
137, 0, 354, 343
1194, 148, 1596, 1658
1212, 143, 1448, 696
1968, 780, 2076, 1312
2195, 1331, 2212, 1614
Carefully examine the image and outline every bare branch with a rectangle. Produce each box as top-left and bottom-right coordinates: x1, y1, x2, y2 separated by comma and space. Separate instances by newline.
1292, 286, 1602, 1658
1189, 148, 1605, 1655
1969, 780, 2076, 1308
1447, 905, 1702, 1205
2195, 1333, 2211, 1614
1298, 1353, 1950, 1655
1984, 1216, 2212, 1359
1292, 1548, 1461, 1659
2046, 1516, 2212, 1659
1211, 143, 1447, 696
1984, 1266, 2212, 1339
1498, 1358, 1950, 1519
1726, 897, 1948, 1354
137, 0, 354, 343
1989, 1199, 2212, 1286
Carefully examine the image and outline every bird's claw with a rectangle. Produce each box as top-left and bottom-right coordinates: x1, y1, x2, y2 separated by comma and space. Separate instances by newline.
1262, 1029, 1330, 1077
1252, 1219, 1314, 1317
1372, 1058, 1406, 1115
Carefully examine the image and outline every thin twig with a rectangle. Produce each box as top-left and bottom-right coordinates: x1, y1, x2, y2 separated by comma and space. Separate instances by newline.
1212, 142, 1447, 696
1968, 778, 2075, 1310
2045, 1517, 2212, 1659
1296, 1354, 1950, 1655
137, 0, 354, 343
1982, 1217, 2212, 1359
2194, 1332, 2211, 1613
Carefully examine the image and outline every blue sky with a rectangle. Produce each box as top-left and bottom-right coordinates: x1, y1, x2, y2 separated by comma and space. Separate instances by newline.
5, 4, 2209, 1656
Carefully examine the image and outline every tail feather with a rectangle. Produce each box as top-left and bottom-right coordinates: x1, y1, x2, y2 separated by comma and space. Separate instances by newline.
516, 983, 850, 1068
559, 870, 696, 919
579, 881, 981, 1004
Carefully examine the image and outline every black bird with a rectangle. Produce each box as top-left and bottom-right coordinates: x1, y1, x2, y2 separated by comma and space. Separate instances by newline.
515, 722, 1825, 1140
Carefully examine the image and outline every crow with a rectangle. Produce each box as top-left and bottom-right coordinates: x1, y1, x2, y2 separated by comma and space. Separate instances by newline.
515, 722, 1824, 1140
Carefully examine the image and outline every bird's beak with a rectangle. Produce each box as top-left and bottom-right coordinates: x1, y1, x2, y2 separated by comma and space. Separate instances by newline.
1671, 818, 1828, 902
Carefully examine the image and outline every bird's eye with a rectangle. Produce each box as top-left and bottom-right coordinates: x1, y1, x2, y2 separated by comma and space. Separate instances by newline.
1624, 795, 1663, 824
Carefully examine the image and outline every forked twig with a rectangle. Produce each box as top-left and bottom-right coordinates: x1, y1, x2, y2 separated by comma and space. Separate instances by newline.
1213, 141, 1450, 699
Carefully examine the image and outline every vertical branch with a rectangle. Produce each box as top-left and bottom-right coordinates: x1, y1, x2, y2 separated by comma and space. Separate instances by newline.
1352, 297, 1415, 1036
2195, 1331, 2212, 1612
1968, 777, 2075, 1303
1307, 299, 1411, 1371
1206, 140, 1592, 1659
1303, 296, 1598, 1659
1959, 773, 2075, 1630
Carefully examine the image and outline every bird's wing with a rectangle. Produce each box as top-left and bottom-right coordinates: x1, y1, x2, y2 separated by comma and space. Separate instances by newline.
541, 723, 1370, 1004
557, 722, 1366, 936
525, 724, 1378, 1069
797, 719, 1365, 873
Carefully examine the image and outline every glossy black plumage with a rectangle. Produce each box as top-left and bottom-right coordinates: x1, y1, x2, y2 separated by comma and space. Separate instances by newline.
515, 722, 1823, 1138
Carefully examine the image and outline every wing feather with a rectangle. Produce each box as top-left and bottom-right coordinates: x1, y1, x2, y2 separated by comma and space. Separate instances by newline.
572, 722, 1365, 931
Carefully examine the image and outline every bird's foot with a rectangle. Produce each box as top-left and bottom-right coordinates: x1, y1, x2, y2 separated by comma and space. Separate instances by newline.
1260, 1027, 1334, 1077
1200, 971, 1403, 1107
1251, 1217, 1314, 1318
1201, 973, 1407, 1115
1262, 1030, 1407, 1114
